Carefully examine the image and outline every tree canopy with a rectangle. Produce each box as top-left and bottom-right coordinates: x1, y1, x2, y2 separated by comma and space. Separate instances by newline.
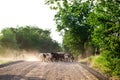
46, 0, 94, 56
87, 0, 120, 76
0, 26, 61, 52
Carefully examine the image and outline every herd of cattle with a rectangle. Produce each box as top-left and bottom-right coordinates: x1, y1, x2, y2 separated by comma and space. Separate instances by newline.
39, 52, 74, 62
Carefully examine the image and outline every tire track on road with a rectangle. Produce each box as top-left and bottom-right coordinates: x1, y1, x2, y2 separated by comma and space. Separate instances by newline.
0, 62, 32, 75
13, 61, 38, 80
25, 62, 49, 79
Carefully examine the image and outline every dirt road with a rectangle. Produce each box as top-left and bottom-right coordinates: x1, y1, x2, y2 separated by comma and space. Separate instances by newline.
0, 61, 107, 80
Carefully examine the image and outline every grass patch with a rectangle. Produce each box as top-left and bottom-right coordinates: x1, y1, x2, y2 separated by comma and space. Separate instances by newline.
92, 55, 108, 73
80, 55, 108, 76
0, 60, 13, 65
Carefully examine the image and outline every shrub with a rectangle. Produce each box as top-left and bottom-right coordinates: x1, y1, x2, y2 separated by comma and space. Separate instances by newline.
101, 50, 120, 77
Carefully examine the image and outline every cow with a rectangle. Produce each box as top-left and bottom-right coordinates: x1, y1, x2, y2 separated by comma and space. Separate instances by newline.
39, 53, 46, 62
39, 52, 74, 62
39, 53, 53, 62
50, 52, 65, 62
64, 53, 74, 62
44, 53, 53, 62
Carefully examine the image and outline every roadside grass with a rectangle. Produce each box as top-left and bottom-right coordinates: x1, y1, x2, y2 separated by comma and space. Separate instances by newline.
80, 55, 120, 79
79, 55, 108, 76
0, 60, 13, 65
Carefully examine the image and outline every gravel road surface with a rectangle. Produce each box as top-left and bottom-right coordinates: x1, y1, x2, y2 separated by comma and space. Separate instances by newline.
0, 61, 107, 80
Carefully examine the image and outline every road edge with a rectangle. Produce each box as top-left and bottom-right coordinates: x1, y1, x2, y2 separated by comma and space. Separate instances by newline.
79, 62, 109, 80
0, 60, 24, 68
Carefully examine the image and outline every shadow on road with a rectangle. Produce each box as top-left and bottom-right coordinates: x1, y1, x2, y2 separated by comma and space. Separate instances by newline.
0, 74, 46, 80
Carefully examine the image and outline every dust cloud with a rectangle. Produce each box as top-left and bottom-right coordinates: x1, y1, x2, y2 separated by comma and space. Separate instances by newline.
0, 50, 41, 64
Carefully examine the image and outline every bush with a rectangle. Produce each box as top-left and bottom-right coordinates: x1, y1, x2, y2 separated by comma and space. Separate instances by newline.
101, 50, 120, 77
92, 55, 108, 74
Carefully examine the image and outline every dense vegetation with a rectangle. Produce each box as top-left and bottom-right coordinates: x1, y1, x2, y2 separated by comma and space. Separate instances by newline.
0, 26, 61, 52
46, 0, 95, 57
88, 0, 120, 76
46, 0, 120, 77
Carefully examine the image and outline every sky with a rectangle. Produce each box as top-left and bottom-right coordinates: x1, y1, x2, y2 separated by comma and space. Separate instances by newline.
0, 0, 62, 43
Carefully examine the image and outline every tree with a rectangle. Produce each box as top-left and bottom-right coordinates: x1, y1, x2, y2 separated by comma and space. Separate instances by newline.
87, 0, 120, 76
0, 28, 18, 48
0, 26, 61, 52
46, 0, 94, 56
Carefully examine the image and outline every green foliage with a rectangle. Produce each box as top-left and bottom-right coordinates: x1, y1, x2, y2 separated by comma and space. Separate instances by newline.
92, 55, 108, 74
80, 55, 110, 76
46, 0, 120, 76
0, 26, 61, 52
101, 50, 120, 76
87, 0, 120, 77
0, 28, 18, 48
46, 0, 94, 55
